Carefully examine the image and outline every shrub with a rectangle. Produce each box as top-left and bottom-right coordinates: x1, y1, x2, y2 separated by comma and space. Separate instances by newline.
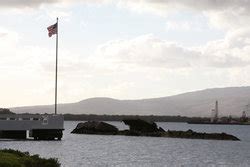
0, 149, 60, 167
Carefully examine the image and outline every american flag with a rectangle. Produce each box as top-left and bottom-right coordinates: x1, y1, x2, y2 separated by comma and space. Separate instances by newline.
47, 23, 57, 37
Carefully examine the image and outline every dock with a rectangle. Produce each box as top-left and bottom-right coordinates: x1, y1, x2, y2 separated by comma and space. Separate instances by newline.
0, 114, 64, 140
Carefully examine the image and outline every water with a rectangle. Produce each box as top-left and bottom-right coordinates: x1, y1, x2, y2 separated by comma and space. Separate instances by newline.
0, 121, 250, 167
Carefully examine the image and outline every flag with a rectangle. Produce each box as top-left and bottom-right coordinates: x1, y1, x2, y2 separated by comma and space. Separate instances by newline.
47, 23, 57, 37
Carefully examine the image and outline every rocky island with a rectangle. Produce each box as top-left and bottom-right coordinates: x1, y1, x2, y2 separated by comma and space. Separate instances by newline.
71, 119, 240, 141
71, 121, 118, 135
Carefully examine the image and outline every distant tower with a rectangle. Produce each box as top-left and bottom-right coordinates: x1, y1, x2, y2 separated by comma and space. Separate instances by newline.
211, 101, 219, 123
215, 100, 218, 121
242, 111, 247, 118
246, 104, 250, 113
241, 108, 248, 122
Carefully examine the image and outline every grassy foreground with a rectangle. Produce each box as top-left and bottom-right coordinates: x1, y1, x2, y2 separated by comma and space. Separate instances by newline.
0, 149, 60, 167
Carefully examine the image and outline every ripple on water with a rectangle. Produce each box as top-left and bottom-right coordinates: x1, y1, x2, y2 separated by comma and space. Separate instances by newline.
0, 121, 250, 167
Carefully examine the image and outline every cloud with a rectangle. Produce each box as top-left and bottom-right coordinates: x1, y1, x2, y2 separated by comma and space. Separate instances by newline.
0, 27, 19, 64
0, 26, 96, 107
94, 34, 200, 69
0, 32, 7, 37
115, 0, 250, 31
166, 21, 193, 31
0, 27, 18, 43
165, 20, 206, 32
200, 27, 250, 68
117, 0, 250, 13
1, 0, 249, 32
0, 0, 111, 9
1, 0, 250, 106
93, 33, 250, 70
3, 0, 249, 11
0, 0, 58, 8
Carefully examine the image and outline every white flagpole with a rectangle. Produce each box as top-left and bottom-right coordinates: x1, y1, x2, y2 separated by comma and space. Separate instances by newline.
55, 17, 58, 115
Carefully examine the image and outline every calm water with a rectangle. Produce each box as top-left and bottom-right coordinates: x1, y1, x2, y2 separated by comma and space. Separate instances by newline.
1, 121, 250, 167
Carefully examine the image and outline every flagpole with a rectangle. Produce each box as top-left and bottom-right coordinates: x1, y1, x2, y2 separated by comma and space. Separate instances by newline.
55, 17, 58, 115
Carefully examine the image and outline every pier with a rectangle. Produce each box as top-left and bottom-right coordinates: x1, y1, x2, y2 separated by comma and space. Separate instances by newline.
0, 114, 64, 140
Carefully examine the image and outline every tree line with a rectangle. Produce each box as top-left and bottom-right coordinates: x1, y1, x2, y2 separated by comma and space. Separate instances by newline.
63, 114, 210, 122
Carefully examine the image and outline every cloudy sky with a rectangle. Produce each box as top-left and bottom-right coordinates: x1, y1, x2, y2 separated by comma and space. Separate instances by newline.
1, 0, 250, 107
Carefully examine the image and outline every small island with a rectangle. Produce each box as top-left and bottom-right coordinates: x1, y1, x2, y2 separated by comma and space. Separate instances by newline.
71, 119, 240, 141
0, 149, 60, 167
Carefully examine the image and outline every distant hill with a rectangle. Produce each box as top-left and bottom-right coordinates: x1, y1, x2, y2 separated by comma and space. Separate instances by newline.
11, 86, 250, 117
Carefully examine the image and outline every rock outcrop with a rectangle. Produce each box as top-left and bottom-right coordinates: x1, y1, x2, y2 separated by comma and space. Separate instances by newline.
71, 119, 240, 141
71, 121, 118, 135
164, 129, 240, 141
122, 119, 165, 133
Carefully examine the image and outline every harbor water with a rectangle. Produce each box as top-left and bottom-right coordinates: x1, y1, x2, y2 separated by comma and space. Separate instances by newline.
0, 121, 250, 167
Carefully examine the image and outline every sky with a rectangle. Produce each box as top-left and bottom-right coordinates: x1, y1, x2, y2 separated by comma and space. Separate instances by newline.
1, 0, 250, 107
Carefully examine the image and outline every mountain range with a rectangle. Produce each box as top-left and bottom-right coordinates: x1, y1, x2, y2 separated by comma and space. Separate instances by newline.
11, 86, 250, 117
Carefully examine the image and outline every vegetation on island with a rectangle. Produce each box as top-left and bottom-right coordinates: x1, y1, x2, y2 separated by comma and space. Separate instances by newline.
0, 108, 15, 115
0, 149, 60, 167
64, 114, 211, 122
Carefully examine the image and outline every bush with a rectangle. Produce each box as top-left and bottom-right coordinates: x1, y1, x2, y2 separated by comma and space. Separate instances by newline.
0, 149, 60, 167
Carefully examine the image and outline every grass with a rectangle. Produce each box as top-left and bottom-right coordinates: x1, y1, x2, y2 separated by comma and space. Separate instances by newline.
0, 149, 60, 167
